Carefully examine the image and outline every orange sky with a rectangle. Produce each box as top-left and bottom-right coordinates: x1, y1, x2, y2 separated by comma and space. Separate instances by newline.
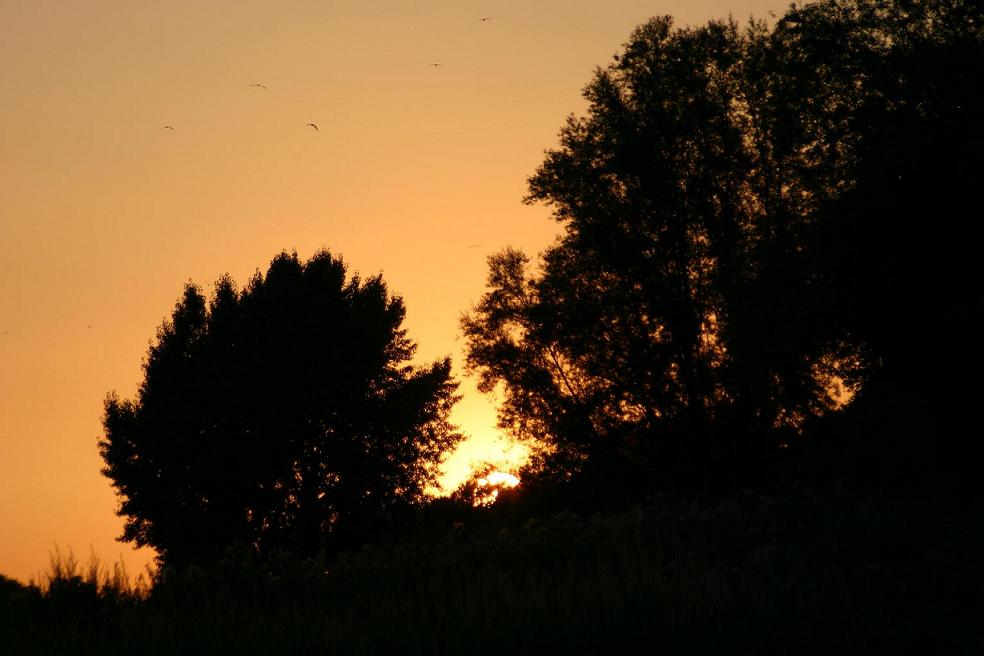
0, 0, 778, 583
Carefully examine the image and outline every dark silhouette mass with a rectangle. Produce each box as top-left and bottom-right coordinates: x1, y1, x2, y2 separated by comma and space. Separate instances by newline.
463, 0, 984, 498
99, 250, 461, 567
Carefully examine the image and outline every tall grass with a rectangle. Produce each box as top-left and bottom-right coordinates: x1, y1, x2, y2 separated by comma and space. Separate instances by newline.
36, 546, 152, 600
2, 485, 982, 655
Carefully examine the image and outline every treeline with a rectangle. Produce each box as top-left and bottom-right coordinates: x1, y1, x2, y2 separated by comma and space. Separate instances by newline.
95, 0, 984, 572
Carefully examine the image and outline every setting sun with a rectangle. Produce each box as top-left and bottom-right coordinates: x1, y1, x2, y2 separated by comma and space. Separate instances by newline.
471, 471, 521, 506
478, 472, 520, 488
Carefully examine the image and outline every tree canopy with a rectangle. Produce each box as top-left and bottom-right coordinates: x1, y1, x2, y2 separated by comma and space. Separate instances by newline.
462, 0, 984, 494
100, 250, 460, 567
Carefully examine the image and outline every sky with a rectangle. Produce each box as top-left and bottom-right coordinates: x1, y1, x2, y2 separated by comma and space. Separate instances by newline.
0, 0, 780, 584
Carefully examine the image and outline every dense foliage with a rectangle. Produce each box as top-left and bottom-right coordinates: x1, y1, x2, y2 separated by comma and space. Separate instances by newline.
462, 0, 984, 493
100, 250, 461, 567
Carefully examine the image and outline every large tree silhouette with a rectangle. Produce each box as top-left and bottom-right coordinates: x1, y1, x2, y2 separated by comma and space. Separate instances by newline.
463, 0, 983, 493
100, 250, 460, 567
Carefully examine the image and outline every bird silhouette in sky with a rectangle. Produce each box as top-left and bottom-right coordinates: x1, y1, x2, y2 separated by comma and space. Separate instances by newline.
161, 125, 175, 131
479, 17, 492, 22
250, 83, 268, 89
430, 63, 444, 67
307, 123, 319, 131
467, 244, 481, 249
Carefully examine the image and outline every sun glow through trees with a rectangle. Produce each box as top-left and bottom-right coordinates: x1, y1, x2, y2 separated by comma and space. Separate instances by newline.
473, 471, 521, 506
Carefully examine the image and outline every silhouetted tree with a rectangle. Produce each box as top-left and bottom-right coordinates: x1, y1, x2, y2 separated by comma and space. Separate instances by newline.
463, 0, 983, 494
100, 250, 461, 567
464, 14, 837, 492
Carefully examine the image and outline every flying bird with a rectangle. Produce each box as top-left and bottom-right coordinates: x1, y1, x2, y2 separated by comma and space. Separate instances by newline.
307, 123, 319, 131
250, 83, 268, 89
429, 62, 444, 67
479, 17, 492, 22
467, 244, 481, 249
161, 125, 175, 130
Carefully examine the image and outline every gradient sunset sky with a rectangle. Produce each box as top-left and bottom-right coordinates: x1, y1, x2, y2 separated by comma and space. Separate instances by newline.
0, 0, 779, 583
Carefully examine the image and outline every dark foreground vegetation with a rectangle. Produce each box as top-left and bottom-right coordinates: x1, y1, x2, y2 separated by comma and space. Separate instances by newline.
3, 486, 982, 655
